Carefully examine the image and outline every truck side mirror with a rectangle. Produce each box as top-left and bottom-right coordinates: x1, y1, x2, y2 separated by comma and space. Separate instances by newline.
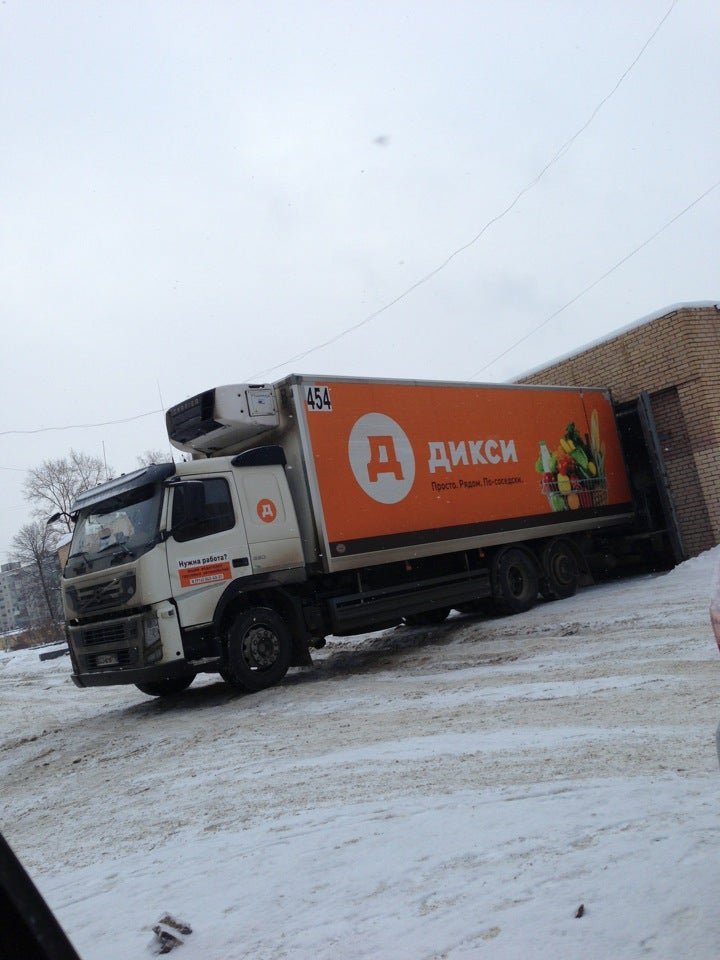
47, 511, 75, 526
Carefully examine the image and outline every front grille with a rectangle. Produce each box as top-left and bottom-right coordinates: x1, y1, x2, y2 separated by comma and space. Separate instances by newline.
75, 619, 140, 647
66, 574, 136, 615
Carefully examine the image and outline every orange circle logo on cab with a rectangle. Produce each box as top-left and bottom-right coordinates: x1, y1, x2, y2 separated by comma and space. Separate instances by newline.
257, 498, 277, 523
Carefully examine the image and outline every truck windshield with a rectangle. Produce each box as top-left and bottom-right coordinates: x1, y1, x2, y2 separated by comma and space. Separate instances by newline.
66, 483, 163, 575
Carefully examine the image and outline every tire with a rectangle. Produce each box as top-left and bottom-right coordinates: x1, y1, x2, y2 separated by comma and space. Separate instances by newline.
492, 547, 539, 614
404, 607, 451, 627
540, 539, 579, 601
135, 675, 195, 697
223, 607, 292, 692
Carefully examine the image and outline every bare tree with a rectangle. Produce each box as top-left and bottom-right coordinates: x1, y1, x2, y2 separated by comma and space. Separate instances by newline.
137, 448, 172, 467
23, 450, 108, 531
10, 522, 62, 626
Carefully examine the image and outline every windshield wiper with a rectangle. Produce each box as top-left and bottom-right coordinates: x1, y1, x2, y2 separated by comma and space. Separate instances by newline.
67, 550, 91, 571
110, 544, 136, 564
97, 540, 129, 555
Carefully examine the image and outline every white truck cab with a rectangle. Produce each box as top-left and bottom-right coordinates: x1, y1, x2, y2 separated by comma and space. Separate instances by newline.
63, 418, 310, 695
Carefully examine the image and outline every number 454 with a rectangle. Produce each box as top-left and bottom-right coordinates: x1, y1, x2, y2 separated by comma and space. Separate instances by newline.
306, 386, 332, 411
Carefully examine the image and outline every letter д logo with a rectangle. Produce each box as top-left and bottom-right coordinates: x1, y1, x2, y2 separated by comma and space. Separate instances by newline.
257, 499, 277, 523
348, 413, 416, 504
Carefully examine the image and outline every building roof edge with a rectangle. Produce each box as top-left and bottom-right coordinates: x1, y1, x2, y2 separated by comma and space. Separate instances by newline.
514, 301, 720, 381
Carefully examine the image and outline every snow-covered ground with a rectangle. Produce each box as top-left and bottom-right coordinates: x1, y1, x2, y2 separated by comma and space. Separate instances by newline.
2, 551, 720, 959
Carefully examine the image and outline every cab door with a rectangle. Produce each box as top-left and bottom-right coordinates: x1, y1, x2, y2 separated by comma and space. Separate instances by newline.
164, 473, 251, 628
234, 465, 304, 573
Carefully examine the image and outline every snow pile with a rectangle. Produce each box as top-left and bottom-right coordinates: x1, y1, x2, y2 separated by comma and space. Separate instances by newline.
2, 551, 720, 959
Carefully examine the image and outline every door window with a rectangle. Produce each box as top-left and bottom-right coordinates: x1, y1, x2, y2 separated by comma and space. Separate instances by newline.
171, 478, 235, 542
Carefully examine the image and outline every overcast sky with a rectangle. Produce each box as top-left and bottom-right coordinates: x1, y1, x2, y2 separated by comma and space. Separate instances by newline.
1, 0, 718, 561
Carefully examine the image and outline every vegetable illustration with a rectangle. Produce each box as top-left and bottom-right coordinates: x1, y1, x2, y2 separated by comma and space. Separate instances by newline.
536, 413, 607, 512
590, 410, 605, 477
557, 474, 572, 495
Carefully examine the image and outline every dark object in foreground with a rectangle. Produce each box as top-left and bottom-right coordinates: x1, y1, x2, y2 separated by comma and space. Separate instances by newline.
575, 903, 585, 918
152, 915, 193, 954
0, 830, 81, 960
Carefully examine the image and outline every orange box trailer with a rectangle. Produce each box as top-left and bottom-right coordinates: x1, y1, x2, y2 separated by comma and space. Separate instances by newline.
281, 376, 634, 573
167, 373, 636, 579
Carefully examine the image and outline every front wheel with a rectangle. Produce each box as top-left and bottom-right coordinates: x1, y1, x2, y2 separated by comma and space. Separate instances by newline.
223, 607, 292, 692
135, 675, 195, 697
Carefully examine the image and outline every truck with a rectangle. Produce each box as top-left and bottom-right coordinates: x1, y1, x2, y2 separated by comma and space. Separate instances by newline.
60, 374, 662, 697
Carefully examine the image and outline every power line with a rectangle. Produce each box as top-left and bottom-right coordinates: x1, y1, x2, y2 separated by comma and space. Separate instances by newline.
0, 409, 164, 438
0, 2, 683, 440
470, 175, 720, 378
248, 0, 678, 380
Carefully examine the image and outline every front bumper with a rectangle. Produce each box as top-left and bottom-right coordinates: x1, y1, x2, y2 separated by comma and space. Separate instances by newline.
67, 603, 185, 687
72, 658, 195, 688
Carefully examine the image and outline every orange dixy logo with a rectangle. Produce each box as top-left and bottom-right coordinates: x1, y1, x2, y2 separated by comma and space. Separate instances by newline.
257, 498, 277, 523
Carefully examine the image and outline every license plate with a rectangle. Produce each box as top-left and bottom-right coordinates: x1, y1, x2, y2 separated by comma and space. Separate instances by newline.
96, 653, 118, 667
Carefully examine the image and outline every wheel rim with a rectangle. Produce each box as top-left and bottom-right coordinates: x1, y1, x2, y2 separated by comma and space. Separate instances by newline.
508, 565, 526, 597
241, 625, 280, 671
550, 550, 576, 587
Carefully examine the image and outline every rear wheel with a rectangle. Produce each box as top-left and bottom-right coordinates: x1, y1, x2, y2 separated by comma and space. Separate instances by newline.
492, 547, 539, 614
135, 675, 195, 697
223, 607, 292, 692
404, 607, 451, 627
540, 539, 579, 601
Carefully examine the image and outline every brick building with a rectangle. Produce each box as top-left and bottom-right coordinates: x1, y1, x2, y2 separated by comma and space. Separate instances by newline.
519, 302, 720, 559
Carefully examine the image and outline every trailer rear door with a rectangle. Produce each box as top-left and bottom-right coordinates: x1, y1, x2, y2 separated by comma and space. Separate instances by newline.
614, 392, 685, 564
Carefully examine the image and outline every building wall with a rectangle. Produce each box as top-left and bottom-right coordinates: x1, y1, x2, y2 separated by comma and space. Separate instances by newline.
0, 564, 19, 633
0, 562, 28, 633
0, 558, 62, 635
519, 304, 720, 557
